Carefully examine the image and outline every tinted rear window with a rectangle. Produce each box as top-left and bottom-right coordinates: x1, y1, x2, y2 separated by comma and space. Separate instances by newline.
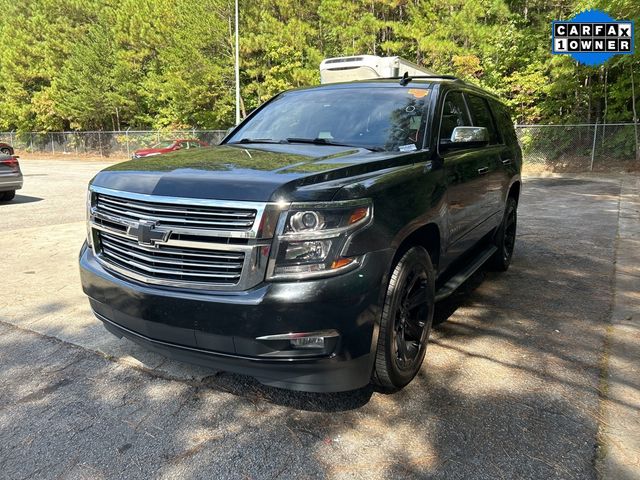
466, 94, 499, 144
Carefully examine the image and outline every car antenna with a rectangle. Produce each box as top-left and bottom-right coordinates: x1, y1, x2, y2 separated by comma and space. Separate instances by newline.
399, 72, 412, 86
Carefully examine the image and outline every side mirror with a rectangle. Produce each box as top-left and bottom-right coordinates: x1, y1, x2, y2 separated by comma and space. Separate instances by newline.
444, 126, 489, 149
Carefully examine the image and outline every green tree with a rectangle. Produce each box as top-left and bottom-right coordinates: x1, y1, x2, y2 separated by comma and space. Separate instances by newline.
0, 0, 637, 131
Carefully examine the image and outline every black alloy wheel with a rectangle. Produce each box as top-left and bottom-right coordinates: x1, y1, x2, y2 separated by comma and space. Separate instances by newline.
373, 246, 435, 390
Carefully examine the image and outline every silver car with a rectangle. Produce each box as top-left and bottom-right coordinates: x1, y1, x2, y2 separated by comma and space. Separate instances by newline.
0, 154, 23, 202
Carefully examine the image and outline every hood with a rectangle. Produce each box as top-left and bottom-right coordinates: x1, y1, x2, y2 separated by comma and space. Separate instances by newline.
93, 144, 417, 202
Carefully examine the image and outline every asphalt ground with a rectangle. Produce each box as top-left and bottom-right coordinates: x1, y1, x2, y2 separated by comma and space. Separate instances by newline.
0, 159, 636, 479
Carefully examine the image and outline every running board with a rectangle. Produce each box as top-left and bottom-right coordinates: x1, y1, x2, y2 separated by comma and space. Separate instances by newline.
435, 245, 498, 302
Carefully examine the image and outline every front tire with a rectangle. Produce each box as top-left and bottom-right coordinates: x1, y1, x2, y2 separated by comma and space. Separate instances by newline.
489, 197, 517, 271
373, 246, 435, 390
0, 147, 12, 155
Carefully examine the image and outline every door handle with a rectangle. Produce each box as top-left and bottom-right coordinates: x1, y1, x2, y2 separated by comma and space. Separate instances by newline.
502, 159, 512, 165
477, 167, 489, 175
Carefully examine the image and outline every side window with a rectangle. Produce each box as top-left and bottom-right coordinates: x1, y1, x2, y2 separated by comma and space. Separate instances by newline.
490, 100, 517, 146
466, 94, 499, 144
439, 91, 471, 144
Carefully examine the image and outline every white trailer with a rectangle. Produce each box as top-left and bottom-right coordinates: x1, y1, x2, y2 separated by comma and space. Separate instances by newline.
320, 55, 434, 84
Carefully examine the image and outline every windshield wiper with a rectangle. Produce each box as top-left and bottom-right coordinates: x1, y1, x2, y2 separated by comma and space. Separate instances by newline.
285, 137, 384, 152
228, 138, 285, 145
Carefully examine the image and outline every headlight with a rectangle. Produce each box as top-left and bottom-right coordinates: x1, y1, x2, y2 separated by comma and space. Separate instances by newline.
266, 199, 372, 280
86, 188, 94, 247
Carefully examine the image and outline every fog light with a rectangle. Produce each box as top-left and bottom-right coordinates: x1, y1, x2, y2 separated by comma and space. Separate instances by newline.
256, 330, 340, 354
290, 336, 325, 349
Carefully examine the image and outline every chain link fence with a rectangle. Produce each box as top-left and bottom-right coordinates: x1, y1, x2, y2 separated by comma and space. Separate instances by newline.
515, 123, 639, 171
0, 130, 227, 159
0, 125, 638, 171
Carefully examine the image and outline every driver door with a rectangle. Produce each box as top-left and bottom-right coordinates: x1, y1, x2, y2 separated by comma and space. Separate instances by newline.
439, 91, 492, 264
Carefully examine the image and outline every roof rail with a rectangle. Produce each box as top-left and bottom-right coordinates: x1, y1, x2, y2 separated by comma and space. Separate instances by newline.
392, 72, 461, 86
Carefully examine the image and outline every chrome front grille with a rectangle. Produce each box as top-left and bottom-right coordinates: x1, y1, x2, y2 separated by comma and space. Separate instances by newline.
96, 193, 257, 231
99, 232, 244, 285
88, 186, 279, 291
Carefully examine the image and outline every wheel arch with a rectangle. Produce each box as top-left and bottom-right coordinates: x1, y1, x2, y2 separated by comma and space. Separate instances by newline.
508, 180, 521, 204
0, 143, 13, 155
392, 222, 441, 272
506, 177, 521, 206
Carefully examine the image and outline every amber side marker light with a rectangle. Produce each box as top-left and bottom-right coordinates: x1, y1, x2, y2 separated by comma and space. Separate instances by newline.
349, 207, 368, 225
330, 257, 354, 269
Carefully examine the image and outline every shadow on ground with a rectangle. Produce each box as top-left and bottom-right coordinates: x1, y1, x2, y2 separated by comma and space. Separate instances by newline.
0, 194, 43, 205
0, 176, 626, 479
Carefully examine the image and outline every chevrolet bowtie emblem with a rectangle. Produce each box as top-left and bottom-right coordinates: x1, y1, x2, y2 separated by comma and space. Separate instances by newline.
127, 220, 169, 246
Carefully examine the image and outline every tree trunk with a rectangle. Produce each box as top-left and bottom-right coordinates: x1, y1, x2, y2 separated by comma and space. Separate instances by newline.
240, 94, 247, 119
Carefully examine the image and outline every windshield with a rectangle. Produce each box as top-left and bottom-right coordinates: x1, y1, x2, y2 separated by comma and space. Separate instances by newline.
227, 87, 431, 152
151, 141, 175, 149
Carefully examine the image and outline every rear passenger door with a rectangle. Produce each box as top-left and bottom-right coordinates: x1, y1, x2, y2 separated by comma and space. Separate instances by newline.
489, 99, 521, 208
465, 93, 506, 226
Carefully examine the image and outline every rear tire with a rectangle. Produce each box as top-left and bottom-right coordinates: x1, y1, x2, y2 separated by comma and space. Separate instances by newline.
489, 197, 517, 271
0, 147, 12, 155
372, 246, 435, 390
1, 190, 15, 201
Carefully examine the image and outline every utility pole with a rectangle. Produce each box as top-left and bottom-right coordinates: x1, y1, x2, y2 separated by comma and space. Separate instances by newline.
631, 63, 639, 162
234, 0, 241, 126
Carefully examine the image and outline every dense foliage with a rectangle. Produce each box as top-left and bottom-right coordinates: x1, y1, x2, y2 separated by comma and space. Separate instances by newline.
0, 0, 638, 132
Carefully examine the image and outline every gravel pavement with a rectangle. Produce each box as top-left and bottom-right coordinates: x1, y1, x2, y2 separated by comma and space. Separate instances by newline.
0, 159, 636, 479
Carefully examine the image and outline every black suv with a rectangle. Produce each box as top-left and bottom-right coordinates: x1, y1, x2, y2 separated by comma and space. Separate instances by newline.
80, 77, 521, 392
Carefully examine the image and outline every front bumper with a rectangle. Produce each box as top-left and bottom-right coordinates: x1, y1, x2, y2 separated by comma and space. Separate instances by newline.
80, 244, 392, 392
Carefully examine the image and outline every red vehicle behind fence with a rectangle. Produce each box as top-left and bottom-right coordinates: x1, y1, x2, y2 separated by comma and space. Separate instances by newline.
132, 139, 208, 159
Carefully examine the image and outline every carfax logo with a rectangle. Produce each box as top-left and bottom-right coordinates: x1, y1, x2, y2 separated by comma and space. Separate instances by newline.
552, 9, 634, 66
